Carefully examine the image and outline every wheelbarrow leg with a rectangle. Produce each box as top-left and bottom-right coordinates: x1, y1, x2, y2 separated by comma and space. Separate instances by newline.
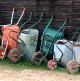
0, 39, 8, 60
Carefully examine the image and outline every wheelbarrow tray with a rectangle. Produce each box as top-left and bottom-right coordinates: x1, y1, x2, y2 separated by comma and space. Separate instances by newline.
41, 27, 64, 56
73, 43, 80, 63
44, 27, 64, 40
19, 28, 39, 60
2, 25, 20, 49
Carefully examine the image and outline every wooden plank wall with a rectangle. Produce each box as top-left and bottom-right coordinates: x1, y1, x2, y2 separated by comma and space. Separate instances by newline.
0, 0, 74, 40
72, 0, 80, 40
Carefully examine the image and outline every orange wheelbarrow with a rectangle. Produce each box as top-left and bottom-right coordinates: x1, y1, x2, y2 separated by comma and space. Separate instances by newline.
0, 8, 25, 63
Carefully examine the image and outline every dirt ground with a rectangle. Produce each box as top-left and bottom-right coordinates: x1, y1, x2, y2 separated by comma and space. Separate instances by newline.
0, 66, 80, 81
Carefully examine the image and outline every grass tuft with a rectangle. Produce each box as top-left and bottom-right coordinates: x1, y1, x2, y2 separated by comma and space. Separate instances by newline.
0, 57, 66, 73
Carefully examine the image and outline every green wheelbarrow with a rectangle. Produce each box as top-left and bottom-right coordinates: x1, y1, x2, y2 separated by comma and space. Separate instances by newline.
31, 15, 67, 65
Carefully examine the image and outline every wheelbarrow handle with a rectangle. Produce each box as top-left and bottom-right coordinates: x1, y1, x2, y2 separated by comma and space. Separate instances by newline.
16, 8, 25, 25
52, 18, 67, 41
58, 18, 67, 32
0, 7, 24, 27
10, 7, 15, 25
29, 12, 44, 29
0, 8, 15, 27
20, 12, 33, 28
43, 14, 54, 36
71, 28, 80, 40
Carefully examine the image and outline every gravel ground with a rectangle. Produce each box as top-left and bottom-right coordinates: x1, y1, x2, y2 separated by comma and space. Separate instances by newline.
0, 66, 80, 81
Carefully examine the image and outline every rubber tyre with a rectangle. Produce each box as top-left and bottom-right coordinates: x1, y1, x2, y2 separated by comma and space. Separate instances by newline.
0, 47, 5, 59
8, 48, 21, 63
67, 60, 79, 74
47, 60, 57, 70
31, 51, 47, 65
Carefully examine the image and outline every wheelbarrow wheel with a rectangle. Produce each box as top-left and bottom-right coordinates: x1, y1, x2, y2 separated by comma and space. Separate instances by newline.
67, 60, 79, 74
47, 59, 57, 70
0, 47, 6, 59
31, 51, 47, 65
8, 48, 21, 63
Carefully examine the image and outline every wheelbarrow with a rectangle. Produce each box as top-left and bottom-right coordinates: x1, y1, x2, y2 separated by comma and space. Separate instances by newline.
0, 8, 25, 62
19, 12, 44, 61
67, 28, 80, 74
48, 39, 74, 70
0, 8, 32, 63
31, 14, 67, 65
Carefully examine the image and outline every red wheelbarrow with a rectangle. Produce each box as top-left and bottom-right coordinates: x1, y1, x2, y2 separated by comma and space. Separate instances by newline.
0, 8, 25, 63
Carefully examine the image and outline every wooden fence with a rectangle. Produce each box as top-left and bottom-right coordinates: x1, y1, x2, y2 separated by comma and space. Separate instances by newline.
0, 0, 79, 40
